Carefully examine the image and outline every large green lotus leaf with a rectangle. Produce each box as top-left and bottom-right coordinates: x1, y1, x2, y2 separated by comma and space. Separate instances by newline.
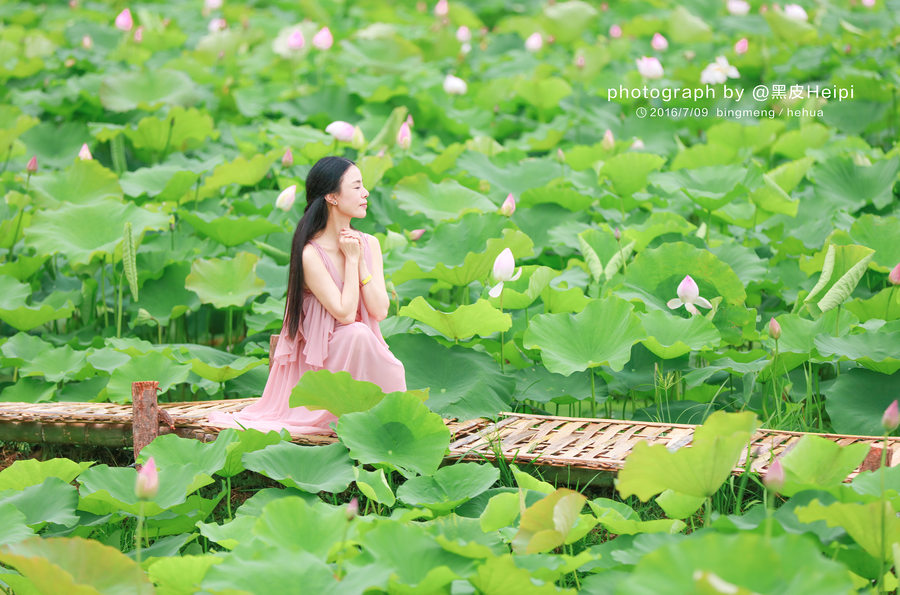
423, 514, 509, 559
845, 288, 900, 323
218, 428, 284, 478
621, 213, 697, 252
510, 203, 592, 259
0, 377, 56, 404
0, 253, 49, 281
518, 180, 594, 212
764, 8, 818, 43
179, 210, 281, 247
849, 214, 900, 273
455, 151, 560, 201
400, 297, 511, 341
251, 497, 352, 559
616, 411, 759, 500
289, 369, 390, 416
747, 157, 814, 218
185, 252, 266, 309
0, 503, 34, 547
669, 142, 739, 171
538, 0, 597, 42
795, 499, 900, 561
119, 165, 200, 201
19, 121, 91, 170
756, 309, 857, 381
587, 500, 685, 535
706, 120, 785, 154
392, 173, 498, 225
77, 463, 213, 516
166, 344, 266, 383
804, 244, 875, 317
124, 107, 218, 154
600, 153, 667, 197
19, 345, 87, 383
811, 156, 900, 211
235, 488, 317, 519
468, 554, 571, 595
135, 432, 232, 477
0, 276, 75, 331
0, 478, 80, 528
130, 262, 201, 326
99, 69, 199, 112
387, 212, 534, 287
0, 332, 53, 368
148, 555, 224, 595
709, 241, 768, 288
336, 392, 450, 479
777, 435, 871, 497
523, 296, 647, 376
512, 77, 572, 111
482, 265, 559, 310
770, 123, 832, 160
196, 516, 257, 551
0, 107, 38, 150
198, 149, 282, 199
648, 164, 763, 212
0, 536, 154, 595
24, 200, 169, 265
511, 488, 586, 555
638, 309, 721, 359
0, 459, 93, 492
619, 532, 852, 595
814, 331, 900, 374
654, 490, 707, 520
353, 466, 396, 506
386, 333, 516, 421
825, 368, 900, 436
397, 463, 499, 513
106, 351, 192, 404
241, 442, 354, 494
666, 5, 712, 42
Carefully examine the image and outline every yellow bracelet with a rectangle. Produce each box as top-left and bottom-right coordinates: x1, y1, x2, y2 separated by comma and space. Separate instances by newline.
360, 274, 373, 286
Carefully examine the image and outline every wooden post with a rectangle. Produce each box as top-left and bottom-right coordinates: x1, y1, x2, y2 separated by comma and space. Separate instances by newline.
132, 381, 159, 462
859, 445, 892, 473
269, 334, 279, 374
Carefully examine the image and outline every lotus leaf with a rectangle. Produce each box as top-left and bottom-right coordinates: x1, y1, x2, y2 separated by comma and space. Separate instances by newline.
353, 466, 396, 506
105, 351, 191, 404
99, 69, 199, 112
124, 106, 217, 154
166, 344, 266, 383
639, 309, 721, 359
397, 463, 499, 512
77, 463, 213, 516
29, 159, 122, 209
19, 344, 87, 383
511, 488, 587, 555
178, 210, 282, 247
119, 165, 200, 201
241, 441, 354, 494
289, 369, 391, 416
0, 478, 80, 528
185, 252, 266, 309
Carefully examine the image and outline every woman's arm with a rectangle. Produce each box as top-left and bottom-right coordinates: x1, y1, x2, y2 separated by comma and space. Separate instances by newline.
358, 234, 390, 321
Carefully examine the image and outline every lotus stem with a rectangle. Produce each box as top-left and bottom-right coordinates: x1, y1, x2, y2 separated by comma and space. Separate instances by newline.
878, 431, 888, 594
499, 293, 504, 374
159, 116, 175, 164
224, 477, 232, 521
116, 263, 124, 339
135, 500, 145, 565
590, 369, 596, 418
1, 143, 11, 174
101, 255, 109, 328
706, 209, 712, 244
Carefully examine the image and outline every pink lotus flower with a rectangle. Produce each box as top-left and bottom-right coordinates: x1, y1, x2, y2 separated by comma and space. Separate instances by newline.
409, 229, 426, 241
667, 275, 713, 315
205, 0, 223, 9
525, 32, 542, 52
282, 149, 293, 168
763, 459, 785, 492
325, 121, 355, 142
575, 55, 585, 69
406, 115, 414, 127
889, 263, 900, 285
727, 0, 751, 15
135, 456, 159, 500
883, 400, 899, 431
636, 56, 664, 79
81, 35, 93, 49
26, 156, 37, 174
601, 129, 615, 151
783, 3, 808, 20
735, 38, 749, 54
862, 0, 875, 6
397, 121, 412, 150
115, 8, 133, 32
614, 227, 621, 241
346, 497, 359, 520
651, 33, 668, 51
434, 0, 448, 16
700, 56, 740, 84
769, 317, 781, 340
456, 25, 471, 42
631, 138, 645, 150
276, 185, 296, 211
499, 193, 515, 216
313, 27, 333, 50
489, 248, 522, 298
78, 144, 92, 161
287, 29, 305, 49
133, 26, 143, 42
443, 74, 467, 95
609, 24, 622, 38
208, 18, 227, 33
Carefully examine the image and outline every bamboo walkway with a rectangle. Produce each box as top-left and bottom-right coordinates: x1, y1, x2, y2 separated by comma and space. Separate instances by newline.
0, 400, 895, 484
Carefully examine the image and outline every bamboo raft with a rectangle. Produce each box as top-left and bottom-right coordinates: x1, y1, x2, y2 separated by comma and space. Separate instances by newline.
0, 399, 895, 485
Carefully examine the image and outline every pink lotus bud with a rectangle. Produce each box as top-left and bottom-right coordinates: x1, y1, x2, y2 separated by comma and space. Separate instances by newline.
763, 459, 785, 492
276, 185, 297, 211
434, 0, 448, 16
205, 0, 223, 9
575, 55, 585, 69
735, 38, 749, 54
769, 317, 781, 340
406, 115, 414, 127
883, 400, 899, 431
26, 156, 37, 174
325, 121, 355, 142
351, 126, 366, 150
783, 3, 807, 20
651, 33, 668, 51
287, 29, 305, 49
208, 18, 227, 33
443, 74, 468, 95
135, 457, 159, 500
409, 229, 426, 241
609, 25, 622, 38
547, 35, 555, 44
115, 8, 133, 32
667, 275, 713, 316
78, 143, 92, 161
65, 58, 76, 67
862, 0, 875, 6
346, 497, 359, 520
556, 148, 565, 163
282, 149, 293, 168
631, 138, 645, 150
760, 4, 769, 12
133, 26, 143, 42
524, 32, 542, 52
727, 0, 751, 15
614, 227, 621, 241
81, 35, 93, 49
313, 27, 333, 50
489, 248, 522, 297
636, 56, 664, 79
69, 0, 78, 8
456, 25, 471, 42
889, 263, 900, 285
499, 193, 516, 216
601, 129, 615, 151
397, 121, 412, 150
601, 2, 609, 10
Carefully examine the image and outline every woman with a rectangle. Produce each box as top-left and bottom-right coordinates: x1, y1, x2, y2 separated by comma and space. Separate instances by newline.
208, 156, 407, 434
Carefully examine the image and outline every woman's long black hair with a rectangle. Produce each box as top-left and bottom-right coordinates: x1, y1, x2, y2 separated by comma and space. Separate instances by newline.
283, 156, 357, 341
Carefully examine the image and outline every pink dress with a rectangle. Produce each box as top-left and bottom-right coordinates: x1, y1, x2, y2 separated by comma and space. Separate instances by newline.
207, 233, 407, 435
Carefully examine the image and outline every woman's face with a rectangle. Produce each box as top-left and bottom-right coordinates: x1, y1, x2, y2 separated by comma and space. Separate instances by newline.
330, 165, 369, 217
